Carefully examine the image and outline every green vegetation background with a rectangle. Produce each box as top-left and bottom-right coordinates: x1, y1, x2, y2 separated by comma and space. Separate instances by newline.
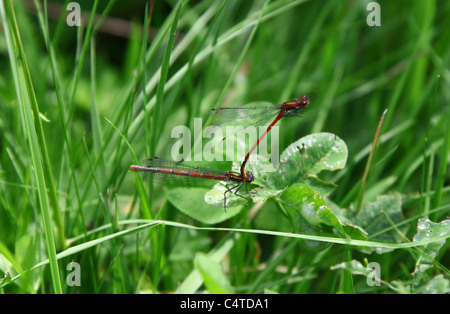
0, 0, 449, 293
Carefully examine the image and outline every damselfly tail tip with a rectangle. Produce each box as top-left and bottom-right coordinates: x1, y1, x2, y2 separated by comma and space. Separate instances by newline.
129, 165, 139, 172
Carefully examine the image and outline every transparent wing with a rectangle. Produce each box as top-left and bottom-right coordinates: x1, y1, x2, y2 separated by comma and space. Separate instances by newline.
209, 103, 281, 140
141, 157, 226, 175
210, 103, 280, 127
136, 157, 230, 185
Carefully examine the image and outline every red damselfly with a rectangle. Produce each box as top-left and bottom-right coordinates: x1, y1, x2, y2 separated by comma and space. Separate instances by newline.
129, 157, 255, 208
210, 95, 310, 177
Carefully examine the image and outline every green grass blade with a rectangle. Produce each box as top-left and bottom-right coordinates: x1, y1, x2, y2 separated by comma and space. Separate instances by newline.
432, 83, 450, 212
356, 109, 388, 212
4, 215, 449, 290
149, 1, 183, 156
89, 38, 107, 184
1, 0, 62, 293
65, 0, 99, 122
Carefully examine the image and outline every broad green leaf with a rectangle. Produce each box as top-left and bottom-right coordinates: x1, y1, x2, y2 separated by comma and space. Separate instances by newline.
417, 275, 450, 294
194, 252, 234, 294
341, 224, 369, 241
303, 177, 338, 197
205, 181, 272, 209
412, 218, 450, 275
277, 183, 347, 250
331, 260, 387, 292
326, 199, 369, 241
246, 132, 347, 192
244, 155, 281, 194
278, 183, 347, 235
345, 192, 406, 253
330, 259, 374, 277
164, 187, 243, 224
331, 260, 450, 294
273, 132, 348, 189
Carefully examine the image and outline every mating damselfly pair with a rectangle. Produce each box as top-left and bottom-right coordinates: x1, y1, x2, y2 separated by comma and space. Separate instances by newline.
130, 96, 310, 208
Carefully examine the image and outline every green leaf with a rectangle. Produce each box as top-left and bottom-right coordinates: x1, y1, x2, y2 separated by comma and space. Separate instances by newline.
247, 132, 347, 191
204, 183, 248, 208
194, 252, 234, 294
413, 218, 450, 275
164, 187, 243, 224
345, 192, 406, 253
176, 235, 235, 294
417, 275, 450, 294
205, 181, 272, 209
273, 132, 348, 189
277, 183, 347, 250
2, 0, 63, 292
331, 260, 450, 294
330, 259, 374, 277
303, 176, 338, 197
330, 259, 385, 292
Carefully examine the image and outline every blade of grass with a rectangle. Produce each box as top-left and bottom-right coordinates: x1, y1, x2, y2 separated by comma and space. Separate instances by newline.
149, 1, 183, 157
248, 241, 297, 293
104, 117, 151, 219
211, 0, 269, 110
142, 9, 183, 281
1, 0, 62, 293
186, 0, 228, 127
13, 0, 66, 249
82, 136, 113, 228
280, 0, 335, 101
432, 76, 450, 214
35, 0, 87, 249
341, 143, 399, 207
5, 216, 450, 289
418, 72, 440, 218
73, 4, 172, 211
66, 0, 99, 123
176, 233, 236, 293
152, 223, 165, 293
421, 141, 434, 217
141, 1, 153, 216
126, 1, 177, 282
0, 241, 35, 293
311, 65, 344, 133
104, 113, 158, 292
142, 0, 154, 159
356, 109, 388, 212
127, 0, 308, 140
89, 38, 107, 185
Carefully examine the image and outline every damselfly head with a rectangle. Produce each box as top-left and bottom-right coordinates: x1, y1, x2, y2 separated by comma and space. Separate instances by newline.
245, 171, 255, 183
296, 95, 310, 108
